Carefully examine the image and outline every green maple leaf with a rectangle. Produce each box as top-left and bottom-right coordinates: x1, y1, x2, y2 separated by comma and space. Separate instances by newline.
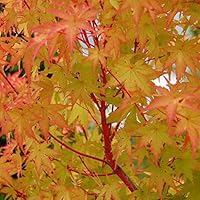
109, 55, 157, 95
132, 184, 159, 200
174, 151, 197, 181
182, 172, 200, 200
147, 163, 175, 198
97, 184, 120, 200
135, 122, 173, 159
27, 141, 56, 174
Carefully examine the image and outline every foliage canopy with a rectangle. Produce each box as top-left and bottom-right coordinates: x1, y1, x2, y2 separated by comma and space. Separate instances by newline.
0, 0, 200, 199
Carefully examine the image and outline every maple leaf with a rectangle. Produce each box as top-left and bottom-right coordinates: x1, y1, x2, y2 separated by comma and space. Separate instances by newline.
174, 151, 197, 181
0, 103, 13, 137
165, 39, 200, 79
5, 71, 27, 94
103, 28, 127, 59
66, 61, 99, 106
68, 103, 90, 129
36, 77, 54, 104
27, 141, 56, 174
109, 55, 157, 95
28, 2, 97, 61
107, 97, 134, 123
0, 157, 15, 186
135, 122, 173, 160
121, 0, 163, 25
87, 47, 108, 69
53, 185, 87, 200
175, 109, 200, 155
0, 38, 15, 66
31, 102, 67, 140
182, 172, 200, 200
9, 108, 37, 148
27, 22, 68, 62
147, 163, 175, 199
144, 84, 200, 126
97, 184, 120, 200
47, 33, 70, 63
132, 184, 159, 200
112, 129, 132, 162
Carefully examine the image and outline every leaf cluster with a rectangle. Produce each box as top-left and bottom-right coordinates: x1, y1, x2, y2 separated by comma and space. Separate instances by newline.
0, 0, 200, 199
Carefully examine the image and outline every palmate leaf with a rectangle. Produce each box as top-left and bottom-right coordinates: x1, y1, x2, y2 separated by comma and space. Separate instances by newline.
132, 184, 159, 200
35, 77, 54, 104
103, 28, 126, 59
109, 55, 157, 95
68, 103, 89, 128
112, 129, 132, 162
147, 163, 175, 199
67, 78, 95, 106
28, 2, 97, 62
107, 97, 134, 123
182, 172, 200, 200
53, 185, 87, 200
31, 102, 67, 139
66, 61, 99, 106
87, 48, 108, 69
9, 108, 37, 148
121, 0, 163, 25
173, 151, 197, 181
27, 141, 56, 174
175, 109, 200, 154
165, 39, 200, 80
97, 184, 120, 200
135, 122, 173, 160
0, 157, 15, 187
144, 84, 200, 127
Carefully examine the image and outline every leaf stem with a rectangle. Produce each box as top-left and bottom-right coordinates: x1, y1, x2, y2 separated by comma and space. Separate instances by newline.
49, 132, 105, 163
67, 167, 114, 177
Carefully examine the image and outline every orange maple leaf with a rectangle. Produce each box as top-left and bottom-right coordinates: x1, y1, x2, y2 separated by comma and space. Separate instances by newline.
28, 2, 97, 62
176, 109, 200, 155
121, 0, 163, 25
144, 85, 200, 126
165, 39, 200, 79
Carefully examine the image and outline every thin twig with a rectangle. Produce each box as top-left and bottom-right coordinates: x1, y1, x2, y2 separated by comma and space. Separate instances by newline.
68, 166, 114, 177
49, 132, 105, 163
75, 102, 101, 128
110, 121, 121, 141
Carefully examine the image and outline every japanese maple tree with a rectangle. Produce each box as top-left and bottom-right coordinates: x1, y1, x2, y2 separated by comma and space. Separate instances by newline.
0, 0, 200, 199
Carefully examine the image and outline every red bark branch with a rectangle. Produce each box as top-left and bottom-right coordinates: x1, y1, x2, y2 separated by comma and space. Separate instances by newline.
99, 65, 137, 192
76, 24, 137, 192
